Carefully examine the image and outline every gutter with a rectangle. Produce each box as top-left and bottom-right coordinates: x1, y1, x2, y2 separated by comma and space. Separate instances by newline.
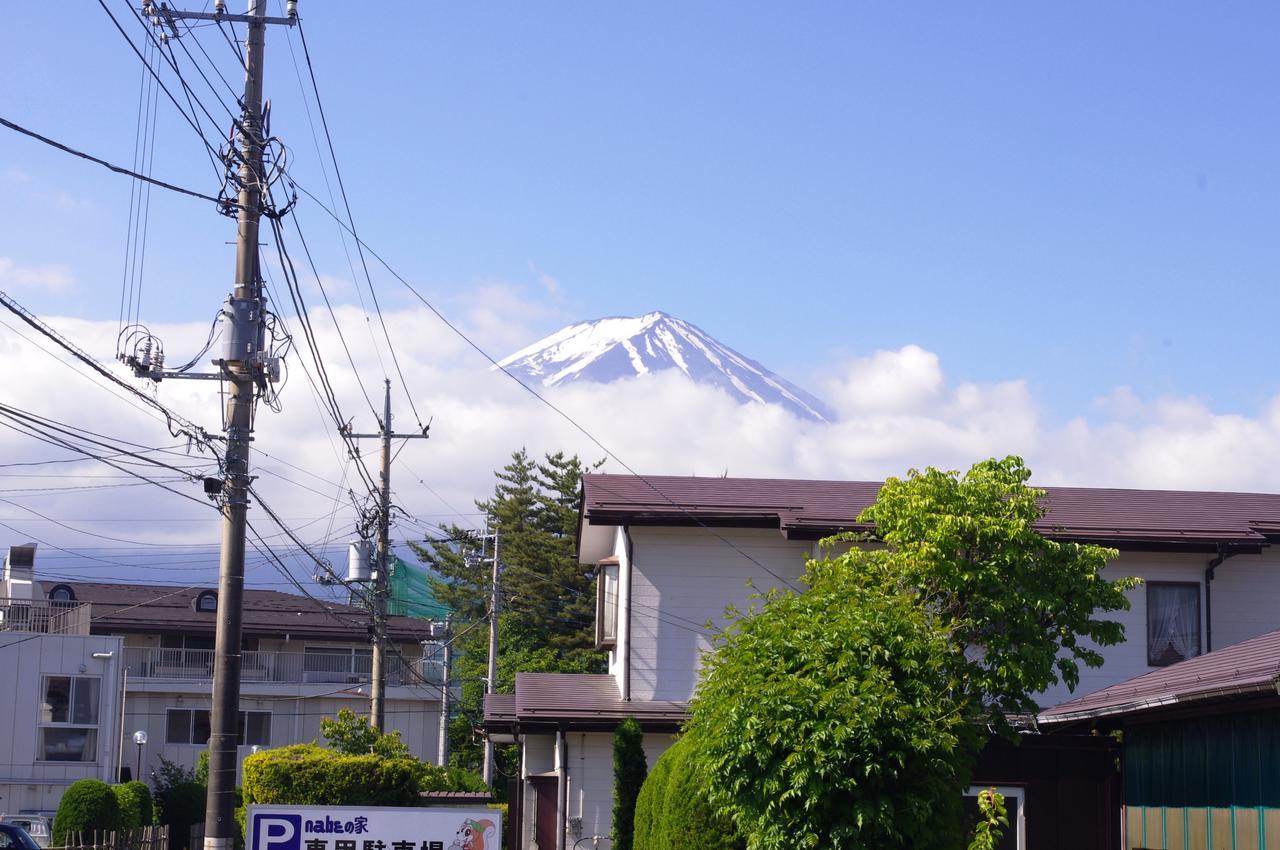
1205, 545, 1241, 653
555, 727, 567, 850
622, 526, 634, 703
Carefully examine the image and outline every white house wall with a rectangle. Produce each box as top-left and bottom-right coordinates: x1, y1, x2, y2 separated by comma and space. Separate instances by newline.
0, 632, 124, 815
626, 526, 810, 702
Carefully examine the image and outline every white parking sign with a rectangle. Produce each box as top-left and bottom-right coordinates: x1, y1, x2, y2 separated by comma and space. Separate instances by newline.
247, 805, 501, 850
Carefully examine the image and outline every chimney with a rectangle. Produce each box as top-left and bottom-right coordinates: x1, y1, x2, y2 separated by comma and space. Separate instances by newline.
4, 544, 37, 601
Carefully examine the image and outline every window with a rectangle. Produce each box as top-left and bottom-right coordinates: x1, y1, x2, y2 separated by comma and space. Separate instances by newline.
195, 591, 218, 612
166, 709, 271, 746
38, 676, 99, 762
47, 584, 75, 603
963, 787, 1025, 850
1147, 582, 1201, 666
596, 559, 620, 648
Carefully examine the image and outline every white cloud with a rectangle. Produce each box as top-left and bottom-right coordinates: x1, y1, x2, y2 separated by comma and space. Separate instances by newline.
0, 257, 75, 293
6, 301, 1280, 571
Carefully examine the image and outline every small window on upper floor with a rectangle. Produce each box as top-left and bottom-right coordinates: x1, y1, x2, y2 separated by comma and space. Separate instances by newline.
1148, 582, 1200, 667
596, 557, 620, 649
48, 584, 75, 603
195, 590, 218, 613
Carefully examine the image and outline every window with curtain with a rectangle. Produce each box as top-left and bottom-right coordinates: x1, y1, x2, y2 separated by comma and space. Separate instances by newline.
596, 561, 620, 648
1147, 582, 1200, 666
38, 676, 100, 762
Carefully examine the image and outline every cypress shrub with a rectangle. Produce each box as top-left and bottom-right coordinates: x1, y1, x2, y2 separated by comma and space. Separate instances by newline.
611, 717, 647, 850
112, 781, 154, 829
53, 779, 122, 845
242, 744, 420, 808
632, 737, 741, 850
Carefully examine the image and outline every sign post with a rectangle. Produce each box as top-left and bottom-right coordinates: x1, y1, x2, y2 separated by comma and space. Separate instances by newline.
247, 806, 501, 850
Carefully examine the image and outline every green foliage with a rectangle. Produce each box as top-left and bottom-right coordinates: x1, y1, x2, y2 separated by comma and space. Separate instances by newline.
967, 788, 1008, 850
687, 554, 971, 850
152, 757, 205, 850
412, 449, 607, 775
196, 750, 209, 786
241, 744, 420, 808
611, 717, 647, 850
153, 785, 206, 850
684, 456, 1139, 849
112, 781, 154, 829
857, 456, 1138, 733
320, 708, 413, 759
54, 779, 123, 844
416, 764, 489, 794
632, 737, 742, 850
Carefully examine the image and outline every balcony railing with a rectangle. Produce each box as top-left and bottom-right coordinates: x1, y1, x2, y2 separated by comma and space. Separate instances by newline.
0, 598, 90, 635
123, 647, 442, 687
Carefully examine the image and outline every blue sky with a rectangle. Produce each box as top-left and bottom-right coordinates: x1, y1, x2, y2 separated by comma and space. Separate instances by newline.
2, 2, 1277, 423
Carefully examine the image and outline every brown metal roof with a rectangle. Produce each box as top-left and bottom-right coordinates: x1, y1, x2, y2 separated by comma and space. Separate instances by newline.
582, 474, 1280, 548
1039, 628, 1280, 724
483, 673, 687, 727
60, 581, 434, 642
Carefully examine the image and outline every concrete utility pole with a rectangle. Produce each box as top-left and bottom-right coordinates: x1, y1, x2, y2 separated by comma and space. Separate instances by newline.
482, 525, 500, 785
437, 615, 452, 765
133, 4, 297, 848
347, 379, 429, 729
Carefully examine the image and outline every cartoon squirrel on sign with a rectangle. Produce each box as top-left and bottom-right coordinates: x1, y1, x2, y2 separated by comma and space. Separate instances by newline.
448, 819, 496, 850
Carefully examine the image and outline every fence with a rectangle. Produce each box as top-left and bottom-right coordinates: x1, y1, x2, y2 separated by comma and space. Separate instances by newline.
55, 825, 168, 850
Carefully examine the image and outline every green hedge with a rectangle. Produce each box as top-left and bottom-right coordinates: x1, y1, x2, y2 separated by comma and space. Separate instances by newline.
54, 779, 122, 845
633, 737, 741, 850
112, 781, 154, 829
242, 744, 420, 808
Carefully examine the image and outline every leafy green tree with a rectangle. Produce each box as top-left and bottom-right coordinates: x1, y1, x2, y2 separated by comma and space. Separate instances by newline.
152, 757, 204, 850
320, 708, 413, 759
858, 456, 1139, 733
685, 457, 1138, 849
612, 717, 647, 850
688, 553, 970, 850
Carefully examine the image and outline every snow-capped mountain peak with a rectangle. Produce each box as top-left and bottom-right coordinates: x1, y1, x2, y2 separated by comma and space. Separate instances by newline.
495, 311, 834, 422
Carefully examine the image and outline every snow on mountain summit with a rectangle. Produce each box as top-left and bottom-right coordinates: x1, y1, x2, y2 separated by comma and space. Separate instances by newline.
495, 311, 834, 422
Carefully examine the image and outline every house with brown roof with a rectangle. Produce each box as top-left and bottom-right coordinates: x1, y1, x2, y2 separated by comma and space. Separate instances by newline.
1039, 627, 1280, 850
487, 473, 1280, 850
1, 545, 446, 813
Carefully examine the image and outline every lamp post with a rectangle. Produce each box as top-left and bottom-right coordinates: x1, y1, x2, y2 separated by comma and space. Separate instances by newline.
133, 730, 148, 782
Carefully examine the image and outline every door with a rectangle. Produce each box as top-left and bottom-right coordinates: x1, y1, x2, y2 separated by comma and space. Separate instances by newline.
530, 776, 558, 850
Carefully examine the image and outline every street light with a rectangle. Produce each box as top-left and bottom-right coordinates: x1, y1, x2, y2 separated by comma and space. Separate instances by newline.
132, 730, 147, 781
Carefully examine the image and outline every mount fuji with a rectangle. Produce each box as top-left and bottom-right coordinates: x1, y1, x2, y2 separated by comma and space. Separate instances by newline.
495, 311, 835, 422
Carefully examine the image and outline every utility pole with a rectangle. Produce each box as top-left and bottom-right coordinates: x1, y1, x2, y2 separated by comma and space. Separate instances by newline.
347, 379, 429, 729
482, 525, 500, 785
436, 615, 452, 766
129, 3, 298, 850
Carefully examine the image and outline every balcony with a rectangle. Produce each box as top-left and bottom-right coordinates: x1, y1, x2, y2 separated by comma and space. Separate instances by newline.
0, 598, 90, 635
122, 647, 442, 687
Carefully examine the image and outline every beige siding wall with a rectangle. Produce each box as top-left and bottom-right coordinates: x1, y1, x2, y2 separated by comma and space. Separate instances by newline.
627, 526, 810, 702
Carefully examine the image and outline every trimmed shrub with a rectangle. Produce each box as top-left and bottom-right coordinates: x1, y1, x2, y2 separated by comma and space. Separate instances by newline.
54, 779, 122, 845
154, 781, 206, 850
112, 781, 154, 829
612, 717, 647, 850
632, 737, 741, 850
242, 744, 420, 808
416, 764, 488, 794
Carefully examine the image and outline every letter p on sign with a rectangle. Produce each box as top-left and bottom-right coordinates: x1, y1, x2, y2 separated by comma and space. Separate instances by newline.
251, 815, 301, 850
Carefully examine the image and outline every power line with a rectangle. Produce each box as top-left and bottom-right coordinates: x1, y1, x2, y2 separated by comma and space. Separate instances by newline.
0, 116, 228, 207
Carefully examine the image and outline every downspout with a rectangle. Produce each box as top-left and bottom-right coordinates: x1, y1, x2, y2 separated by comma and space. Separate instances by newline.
1204, 545, 1240, 653
622, 527, 635, 703
555, 727, 567, 850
